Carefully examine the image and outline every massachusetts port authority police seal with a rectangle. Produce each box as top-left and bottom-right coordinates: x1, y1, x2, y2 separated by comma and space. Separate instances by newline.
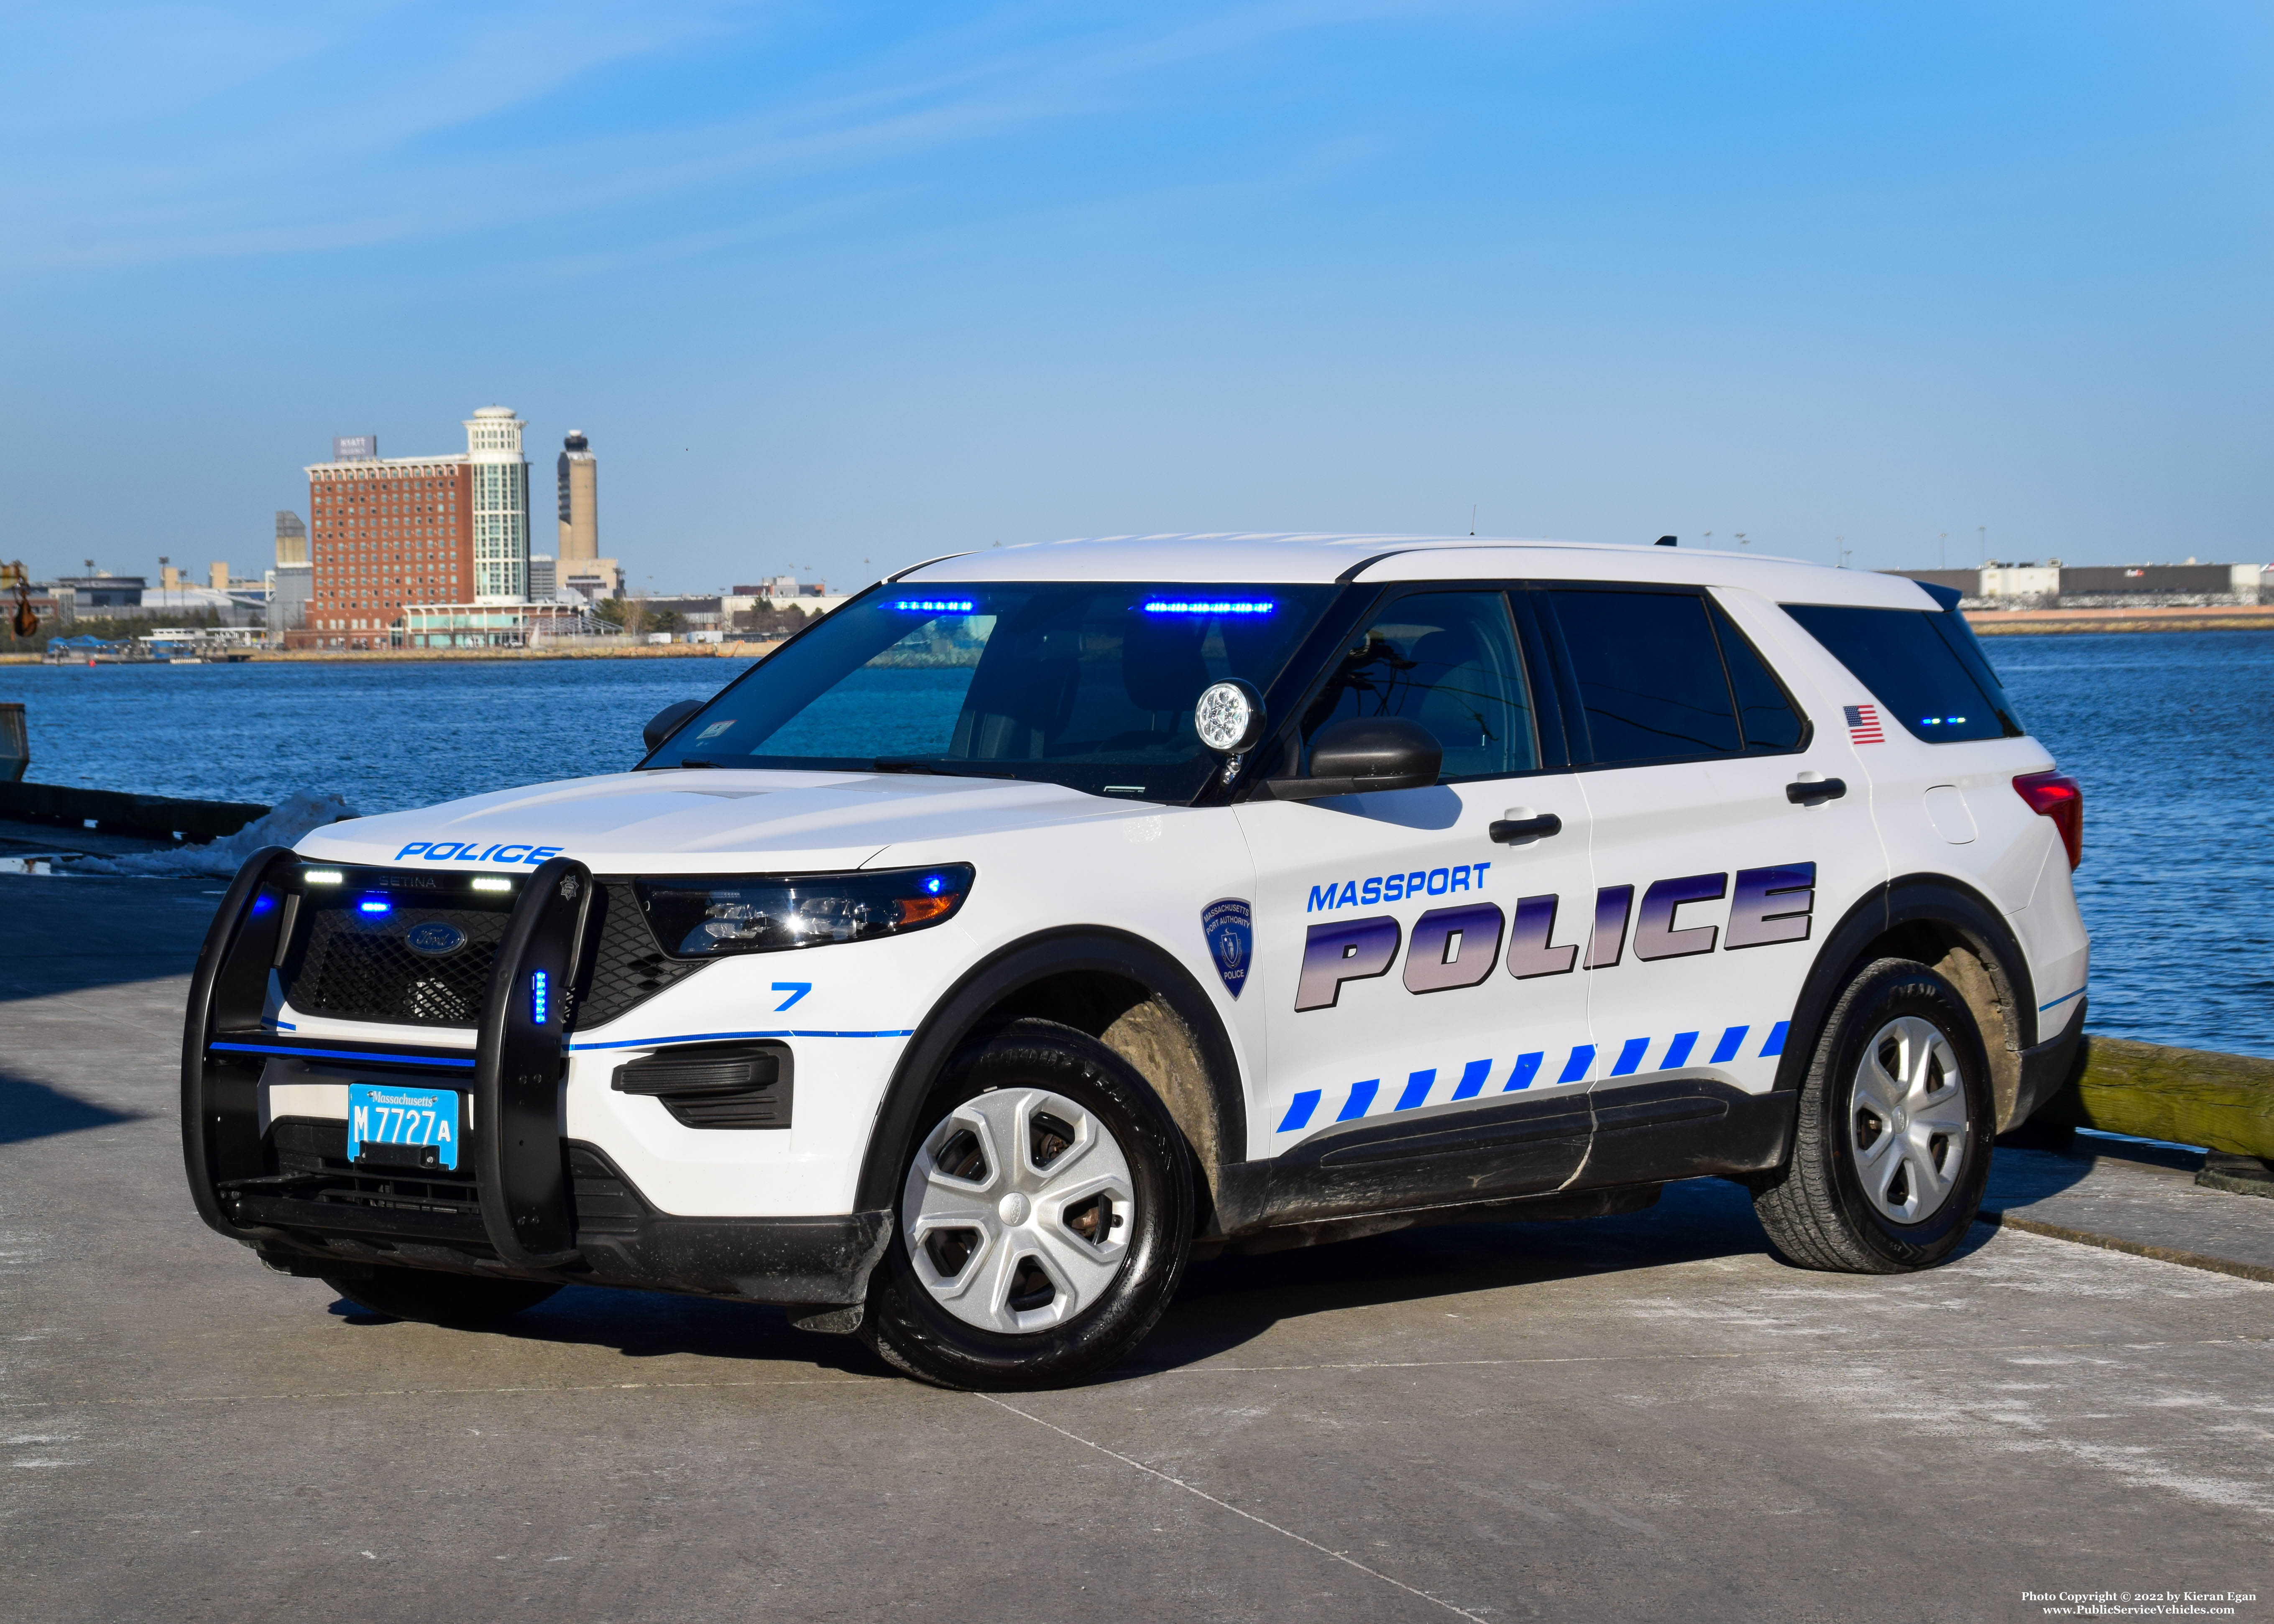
1201, 898, 1252, 998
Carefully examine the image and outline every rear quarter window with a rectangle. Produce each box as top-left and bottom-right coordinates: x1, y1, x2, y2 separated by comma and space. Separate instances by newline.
1781, 603, 2023, 743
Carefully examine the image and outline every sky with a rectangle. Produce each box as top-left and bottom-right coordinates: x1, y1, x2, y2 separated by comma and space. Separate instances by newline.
1, 0, 2268, 593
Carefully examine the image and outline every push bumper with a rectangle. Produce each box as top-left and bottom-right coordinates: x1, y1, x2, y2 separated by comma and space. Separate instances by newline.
181, 848, 893, 1308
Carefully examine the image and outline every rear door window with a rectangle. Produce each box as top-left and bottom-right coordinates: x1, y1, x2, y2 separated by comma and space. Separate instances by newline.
1780, 603, 2022, 742
1540, 587, 1805, 765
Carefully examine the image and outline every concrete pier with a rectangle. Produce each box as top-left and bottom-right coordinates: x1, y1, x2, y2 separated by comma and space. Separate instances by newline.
2, 873, 2267, 1621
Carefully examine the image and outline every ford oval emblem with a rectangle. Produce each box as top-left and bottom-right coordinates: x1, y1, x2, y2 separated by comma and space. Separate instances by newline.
405, 921, 468, 957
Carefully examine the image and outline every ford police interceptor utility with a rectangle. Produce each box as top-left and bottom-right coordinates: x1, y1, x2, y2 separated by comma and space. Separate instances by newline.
182, 534, 2088, 1389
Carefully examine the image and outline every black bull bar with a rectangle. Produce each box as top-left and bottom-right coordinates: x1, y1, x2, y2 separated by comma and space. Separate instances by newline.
181, 847, 891, 1306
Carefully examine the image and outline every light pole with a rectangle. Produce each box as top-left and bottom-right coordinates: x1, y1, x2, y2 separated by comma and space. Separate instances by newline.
1939, 532, 1947, 570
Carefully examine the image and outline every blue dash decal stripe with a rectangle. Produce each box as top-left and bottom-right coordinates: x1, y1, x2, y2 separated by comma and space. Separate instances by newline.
1760, 1020, 1789, 1058
1451, 1059, 1492, 1101
1338, 1080, 1380, 1121
567, 1027, 916, 1051
1663, 1032, 1698, 1069
1278, 1090, 1322, 1132
1709, 1026, 1748, 1065
1610, 1038, 1649, 1077
2037, 987, 2084, 1012
1395, 1069, 1435, 1111
211, 1042, 476, 1069
1504, 1052, 1543, 1091
1556, 1045, 1595, 1085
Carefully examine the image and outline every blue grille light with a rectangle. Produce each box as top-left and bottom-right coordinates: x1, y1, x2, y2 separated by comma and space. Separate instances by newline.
891, 598, 976, 613
922, 874, 945, 895
250, 894, 278, 917
1140, 599, 1275, 616
358, 897, 391, 915
531, 969, 549, 1025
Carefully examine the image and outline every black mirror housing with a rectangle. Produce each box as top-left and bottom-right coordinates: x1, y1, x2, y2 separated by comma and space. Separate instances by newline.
642, 698, 705, 753
1259, 716, 1442, 801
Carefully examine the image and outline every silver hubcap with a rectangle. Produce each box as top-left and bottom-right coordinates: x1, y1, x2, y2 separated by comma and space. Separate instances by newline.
901, 1088, 1136, 1333
1850, 1015, 1971, 1223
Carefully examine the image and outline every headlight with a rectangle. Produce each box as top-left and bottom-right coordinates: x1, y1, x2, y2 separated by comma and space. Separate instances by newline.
638, 864, 976, 958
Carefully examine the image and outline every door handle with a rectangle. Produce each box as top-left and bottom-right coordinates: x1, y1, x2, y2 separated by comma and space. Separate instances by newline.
1786, 777, 1847, 806
1490, 812, 1563, 845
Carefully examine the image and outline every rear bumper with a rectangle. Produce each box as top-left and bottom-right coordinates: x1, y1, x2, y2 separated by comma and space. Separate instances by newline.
2011, 994, 2087, 1128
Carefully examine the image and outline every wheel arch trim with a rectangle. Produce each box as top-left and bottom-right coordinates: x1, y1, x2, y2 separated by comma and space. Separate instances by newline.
852, 927, 1249, 1221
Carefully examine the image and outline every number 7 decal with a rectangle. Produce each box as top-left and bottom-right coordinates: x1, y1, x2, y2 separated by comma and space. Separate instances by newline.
772, 982, 812, 1011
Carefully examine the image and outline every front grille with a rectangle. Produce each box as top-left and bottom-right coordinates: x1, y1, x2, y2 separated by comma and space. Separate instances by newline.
279, 877, 705, 1031
289, 904, 508, 1025
577, 883, 708, 1028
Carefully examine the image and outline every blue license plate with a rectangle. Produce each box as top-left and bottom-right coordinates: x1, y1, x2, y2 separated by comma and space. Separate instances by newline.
347, 1083, 461, 1171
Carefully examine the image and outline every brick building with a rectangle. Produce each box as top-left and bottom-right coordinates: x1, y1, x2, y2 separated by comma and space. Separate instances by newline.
291, 408, 531, 650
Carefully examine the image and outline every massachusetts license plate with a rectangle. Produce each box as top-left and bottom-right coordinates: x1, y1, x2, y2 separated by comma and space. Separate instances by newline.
347, 1083, 461, 1171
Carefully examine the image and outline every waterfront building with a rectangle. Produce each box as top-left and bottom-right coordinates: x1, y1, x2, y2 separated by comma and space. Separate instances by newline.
398, 600, 593, 649
275, 511, 307, 566
1890, 561, 2269, 610
268, 562, 311, 635
294, 407, 527, 650
467, 406, 531, 603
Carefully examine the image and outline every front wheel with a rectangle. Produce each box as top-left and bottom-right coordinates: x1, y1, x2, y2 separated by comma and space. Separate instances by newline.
1751, 957, 1993, 1273
860, 1019, 1194, 1389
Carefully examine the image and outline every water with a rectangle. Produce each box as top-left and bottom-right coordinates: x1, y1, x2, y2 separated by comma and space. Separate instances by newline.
5, 632, 2269, 1055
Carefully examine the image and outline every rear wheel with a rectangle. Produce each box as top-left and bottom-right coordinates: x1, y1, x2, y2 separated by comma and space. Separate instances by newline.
1752, 957, 1992, 1273
323, 1267, 560, 1327
860, 1019, 1193, 1389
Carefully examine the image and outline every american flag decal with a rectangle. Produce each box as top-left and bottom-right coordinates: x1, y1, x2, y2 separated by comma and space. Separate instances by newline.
1844, 703, 1885, 744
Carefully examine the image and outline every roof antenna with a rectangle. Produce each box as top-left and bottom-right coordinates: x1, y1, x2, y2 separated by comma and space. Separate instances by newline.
1656, 535, 1678, 547
1470, 505, 1477, 536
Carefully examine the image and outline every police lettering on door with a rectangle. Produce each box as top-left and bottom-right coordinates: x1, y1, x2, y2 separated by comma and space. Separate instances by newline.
1296, 862, 1815, 1011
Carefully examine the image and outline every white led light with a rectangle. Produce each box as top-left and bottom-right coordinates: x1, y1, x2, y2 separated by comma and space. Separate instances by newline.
1194, 680, 1267, 755
303, 869, 344, 885
470, 877, 512, 892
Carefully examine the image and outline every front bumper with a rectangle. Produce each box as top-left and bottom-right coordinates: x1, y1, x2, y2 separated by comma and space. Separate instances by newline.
181, 848, 892, 1307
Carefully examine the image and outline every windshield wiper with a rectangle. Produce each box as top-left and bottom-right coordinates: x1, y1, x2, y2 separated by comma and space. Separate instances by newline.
871, 758, 1017, 779
672, 758, 723, 769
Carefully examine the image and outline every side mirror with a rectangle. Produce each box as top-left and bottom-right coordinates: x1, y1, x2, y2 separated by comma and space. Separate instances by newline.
643, 698, 705, 753
1261, 717, 1441, 801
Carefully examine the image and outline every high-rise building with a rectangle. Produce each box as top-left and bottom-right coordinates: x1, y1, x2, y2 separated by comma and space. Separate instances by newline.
275, 511, 308, 565
466, 406, 530, 603
298, 429, 477, 649
557, 431, 598, 560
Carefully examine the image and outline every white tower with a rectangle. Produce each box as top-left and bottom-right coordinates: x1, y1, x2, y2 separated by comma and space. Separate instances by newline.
464, 406, 530, 603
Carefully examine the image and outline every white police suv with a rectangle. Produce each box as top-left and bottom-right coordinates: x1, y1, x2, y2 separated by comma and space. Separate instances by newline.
184, 534, 2088, 1388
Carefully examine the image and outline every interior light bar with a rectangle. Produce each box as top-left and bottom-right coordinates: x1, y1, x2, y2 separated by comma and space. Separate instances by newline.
892, 598, 975, 613
1140, 600, 1275, 615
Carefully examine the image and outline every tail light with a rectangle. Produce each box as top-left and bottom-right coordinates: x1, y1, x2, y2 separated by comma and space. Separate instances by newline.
2013, 771, 2082, 869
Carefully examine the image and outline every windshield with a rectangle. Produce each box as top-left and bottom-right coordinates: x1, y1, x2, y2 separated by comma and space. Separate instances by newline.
644, 582, 1339, 800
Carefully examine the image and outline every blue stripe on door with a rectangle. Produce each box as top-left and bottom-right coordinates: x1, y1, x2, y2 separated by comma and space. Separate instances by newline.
1760, 1020, 1789, 1058
1610, 1037, 1650, 1077
1395, 1069, 1436, 1111
1663, 1031, 1698, 1069
1556, 1045, 1595, 1085
1504, 1052, 1544, 1091
1451, 1058, 1492, 1101
1337, 1079, 1380, 1121
1279, 1090, 1321, 1131
1709, 1025, 1749, 1064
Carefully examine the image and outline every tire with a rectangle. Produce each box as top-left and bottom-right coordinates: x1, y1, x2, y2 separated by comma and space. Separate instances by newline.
1751, 957, 1993, 1273
323, 1267, 561, 1327
859, 1018, 1195, 1390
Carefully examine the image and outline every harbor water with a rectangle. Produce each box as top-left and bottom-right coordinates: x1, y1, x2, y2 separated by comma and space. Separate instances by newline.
4, 631, 2268, 1056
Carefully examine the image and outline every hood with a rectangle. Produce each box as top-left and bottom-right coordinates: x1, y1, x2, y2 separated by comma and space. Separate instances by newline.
295, 768, 1156, 875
